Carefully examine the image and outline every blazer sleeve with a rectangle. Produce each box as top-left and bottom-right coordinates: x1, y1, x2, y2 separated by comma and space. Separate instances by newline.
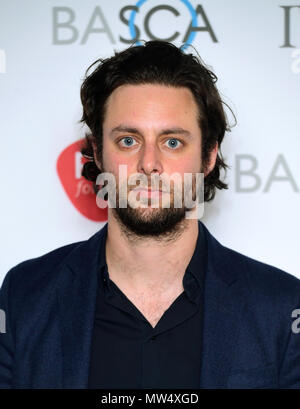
279, 294, 300, 388
0, 269, 15, 389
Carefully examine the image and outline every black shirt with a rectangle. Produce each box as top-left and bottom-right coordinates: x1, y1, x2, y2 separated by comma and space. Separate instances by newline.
88, 222, 207, 389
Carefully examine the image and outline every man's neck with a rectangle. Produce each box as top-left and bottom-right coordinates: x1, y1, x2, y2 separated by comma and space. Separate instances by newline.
105, 213, 199, 294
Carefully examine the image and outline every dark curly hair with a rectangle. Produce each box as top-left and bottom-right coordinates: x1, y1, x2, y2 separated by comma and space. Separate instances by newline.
80, 40, 234, 201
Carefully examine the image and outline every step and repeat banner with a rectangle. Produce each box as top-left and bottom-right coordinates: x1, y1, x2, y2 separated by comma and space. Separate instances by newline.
0, 0, 299, 283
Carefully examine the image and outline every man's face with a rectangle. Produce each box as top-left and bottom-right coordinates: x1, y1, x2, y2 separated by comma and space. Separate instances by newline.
98, 83, 204, 237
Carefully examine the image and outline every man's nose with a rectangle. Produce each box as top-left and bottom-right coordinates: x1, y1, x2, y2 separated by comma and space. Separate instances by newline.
137, 143, 163, 175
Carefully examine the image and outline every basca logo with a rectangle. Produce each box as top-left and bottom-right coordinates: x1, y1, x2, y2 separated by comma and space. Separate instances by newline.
279, 5, 300, 73
52, 1, 218, 49
56, 140, 107, 222
280, 5, 300, 48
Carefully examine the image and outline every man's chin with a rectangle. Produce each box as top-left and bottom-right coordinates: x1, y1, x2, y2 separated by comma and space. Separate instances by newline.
111, 205, 187, 237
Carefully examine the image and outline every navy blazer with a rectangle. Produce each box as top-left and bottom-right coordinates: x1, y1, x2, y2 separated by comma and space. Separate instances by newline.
1, 221, 300, 389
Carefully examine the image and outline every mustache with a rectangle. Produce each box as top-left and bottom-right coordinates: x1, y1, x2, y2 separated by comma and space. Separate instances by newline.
126, 174, 189, 192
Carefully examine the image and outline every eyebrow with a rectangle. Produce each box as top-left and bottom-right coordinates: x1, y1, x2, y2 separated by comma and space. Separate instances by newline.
109, 125, 192, 139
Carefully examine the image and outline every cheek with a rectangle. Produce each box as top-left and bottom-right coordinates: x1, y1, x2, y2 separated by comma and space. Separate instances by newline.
169, 157, 202, 175
102, 150, 136, 179
102, 137, 137, 174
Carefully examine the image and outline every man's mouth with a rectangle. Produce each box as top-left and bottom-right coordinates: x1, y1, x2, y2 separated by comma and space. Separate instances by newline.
132, 187, 165, 198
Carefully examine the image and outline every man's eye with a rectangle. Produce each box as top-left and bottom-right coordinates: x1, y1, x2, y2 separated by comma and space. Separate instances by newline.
164, 138, 182, 149
119, 137, 137, 147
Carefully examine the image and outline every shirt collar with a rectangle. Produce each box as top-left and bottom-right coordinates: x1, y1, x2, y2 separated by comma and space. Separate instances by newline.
185, 221, 207, 288
97, 223, 110, 290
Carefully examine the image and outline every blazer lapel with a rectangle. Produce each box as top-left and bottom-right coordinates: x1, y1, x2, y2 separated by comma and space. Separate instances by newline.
199, 222, 247, 388
56, 224, 108, 388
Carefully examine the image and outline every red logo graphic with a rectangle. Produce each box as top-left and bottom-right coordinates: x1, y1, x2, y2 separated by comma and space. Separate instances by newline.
56, 140, 107, 222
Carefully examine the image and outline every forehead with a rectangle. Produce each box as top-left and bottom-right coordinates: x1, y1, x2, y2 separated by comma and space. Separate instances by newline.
103, 84, 199, 130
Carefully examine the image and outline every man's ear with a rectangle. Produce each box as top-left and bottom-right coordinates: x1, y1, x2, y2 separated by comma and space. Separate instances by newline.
204, 142, 218, 177
92, 141, 102, 171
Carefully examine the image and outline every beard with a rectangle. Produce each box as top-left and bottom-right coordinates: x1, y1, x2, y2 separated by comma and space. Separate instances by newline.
113, 198, 187, 239
109, 172, 203, 241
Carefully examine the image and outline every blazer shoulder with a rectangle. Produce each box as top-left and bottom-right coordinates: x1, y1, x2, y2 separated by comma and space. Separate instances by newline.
1, 222, 107, 296
201, 221, 300, 293
222, 244, 300, 300
1, 239, 86, 296
11, 239, 85, 273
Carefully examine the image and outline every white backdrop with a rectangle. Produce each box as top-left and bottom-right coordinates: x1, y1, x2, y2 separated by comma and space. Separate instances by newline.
0, 0, 299, 285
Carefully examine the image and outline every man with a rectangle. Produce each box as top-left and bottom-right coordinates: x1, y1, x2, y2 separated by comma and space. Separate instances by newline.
1, 41, 300, 389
